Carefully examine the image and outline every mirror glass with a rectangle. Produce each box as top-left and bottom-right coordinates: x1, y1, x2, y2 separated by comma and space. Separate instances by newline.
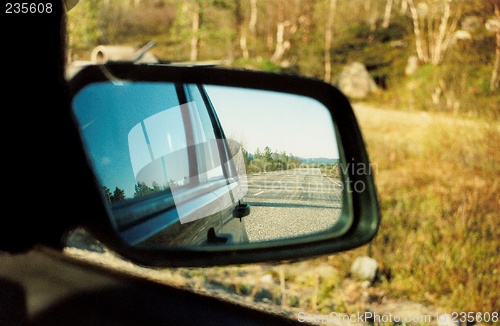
72, 81, 346, 248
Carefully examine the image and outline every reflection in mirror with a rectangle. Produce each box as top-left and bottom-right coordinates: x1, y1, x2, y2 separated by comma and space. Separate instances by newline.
72, 81, 345, 248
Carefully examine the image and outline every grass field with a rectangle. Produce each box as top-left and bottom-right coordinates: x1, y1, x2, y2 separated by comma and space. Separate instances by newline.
350, 103, 499, 315
66, 102, 499, 324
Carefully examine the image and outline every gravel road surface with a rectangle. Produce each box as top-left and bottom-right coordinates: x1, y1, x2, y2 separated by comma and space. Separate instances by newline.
243, 168, 343, 242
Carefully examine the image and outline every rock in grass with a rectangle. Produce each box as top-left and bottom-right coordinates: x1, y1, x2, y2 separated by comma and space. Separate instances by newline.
350, 256, 378, 282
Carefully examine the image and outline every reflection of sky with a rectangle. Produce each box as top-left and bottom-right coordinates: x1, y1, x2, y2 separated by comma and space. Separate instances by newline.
72, 82, 181, 198
204, 85, 339, 159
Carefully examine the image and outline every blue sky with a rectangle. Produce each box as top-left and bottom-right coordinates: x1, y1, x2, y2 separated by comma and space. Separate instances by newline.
205, 85, 340, 159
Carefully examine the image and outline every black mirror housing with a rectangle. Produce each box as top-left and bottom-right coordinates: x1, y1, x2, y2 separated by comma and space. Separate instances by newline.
67, 63, 381, 267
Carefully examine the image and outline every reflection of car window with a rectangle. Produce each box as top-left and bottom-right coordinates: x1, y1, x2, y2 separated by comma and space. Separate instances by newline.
74, 81, 236, 209
73, 82, 187, 200
185, 84, 225, 183
131, 103, 190, 190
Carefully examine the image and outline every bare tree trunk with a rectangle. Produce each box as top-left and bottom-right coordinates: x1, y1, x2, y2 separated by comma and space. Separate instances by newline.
299, 0, 313, 44
407, 0, 427, 63
246, 0, 258, 58
266, 2, 275, 54
324, 0, 337, 83
437, 2, 461, 63
271, 21, 290, 63
240, 30, 249, 60
234, 0, 247, 61
491, 31, 500, 91
431, 0, 451, 65
271, 0, 288, 64
382, 0, 394, 29
249, 0, 257, 37
190, 1, 200, 62
491, 3, 500, 91
400, 0, 408, 14
427, 15, 434, 62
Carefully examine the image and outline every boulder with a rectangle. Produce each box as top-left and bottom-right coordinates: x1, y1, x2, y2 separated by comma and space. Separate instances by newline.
461, 15, 483, 32
335, 62, 378, 100
350, 256, 378, 282
405, 55, 419, 76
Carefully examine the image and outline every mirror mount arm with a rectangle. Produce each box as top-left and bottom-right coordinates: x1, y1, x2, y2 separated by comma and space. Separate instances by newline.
133, 40, 157, 62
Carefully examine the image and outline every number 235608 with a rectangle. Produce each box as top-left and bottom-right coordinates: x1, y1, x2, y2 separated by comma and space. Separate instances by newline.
5, 3, 52, 14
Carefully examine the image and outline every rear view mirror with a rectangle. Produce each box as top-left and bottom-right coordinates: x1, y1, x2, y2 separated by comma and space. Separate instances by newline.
68, 63, 380, 267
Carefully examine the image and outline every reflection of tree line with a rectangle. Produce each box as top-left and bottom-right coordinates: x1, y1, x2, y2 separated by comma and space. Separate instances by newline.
103, 181, 173, 204
242, 146, 301, 173
243, 146, 341, 178
103, 186, 126, 203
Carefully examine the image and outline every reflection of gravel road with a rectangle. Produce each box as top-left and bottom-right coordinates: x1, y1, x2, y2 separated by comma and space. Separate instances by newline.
243, 168, 343, 242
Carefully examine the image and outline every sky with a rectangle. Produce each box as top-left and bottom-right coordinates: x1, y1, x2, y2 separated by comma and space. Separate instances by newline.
204, 85, 340, 159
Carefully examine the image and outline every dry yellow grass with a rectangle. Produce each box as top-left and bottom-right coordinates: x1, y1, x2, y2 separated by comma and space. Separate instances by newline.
65, 103, 499, 324
352, 103, 499, 314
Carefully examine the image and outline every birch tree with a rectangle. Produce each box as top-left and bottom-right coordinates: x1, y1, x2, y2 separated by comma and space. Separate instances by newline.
232, 0, 245, 61
190, 1, 201, 61
382, 0, 394, 29
406, 0, 462, 65
233, 0, 257, 60
400, 0, 408, 14
324, 0, 337, 82
270, 0, 289, 63
268, 0, 308, 66
248, 0, 258, 56
488, 1, 500, 91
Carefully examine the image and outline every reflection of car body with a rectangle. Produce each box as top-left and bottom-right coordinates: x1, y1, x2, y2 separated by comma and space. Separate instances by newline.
72, 81, 249, 247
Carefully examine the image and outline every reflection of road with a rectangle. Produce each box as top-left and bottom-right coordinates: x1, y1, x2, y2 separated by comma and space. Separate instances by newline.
242, 168, 343, 242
